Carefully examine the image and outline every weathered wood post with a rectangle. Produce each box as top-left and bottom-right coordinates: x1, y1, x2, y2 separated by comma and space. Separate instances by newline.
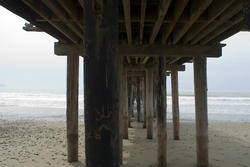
66, 55, 79, 162
146, 68, 153, 139
136, 77, 141, 122
171, 70, 180, 140
83, 1, 120, 166
123, 69, 129, 139
143, 76, 147, 128
156, 56, 167, 167
119, 56, 124, 165
128, 77, 132, 128
194, 56, 208, 167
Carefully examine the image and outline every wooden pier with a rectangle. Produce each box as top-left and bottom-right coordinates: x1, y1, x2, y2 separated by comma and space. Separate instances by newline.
1, 0, 250, 166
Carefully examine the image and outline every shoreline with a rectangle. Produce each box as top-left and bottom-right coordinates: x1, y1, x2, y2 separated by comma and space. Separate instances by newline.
0, 118, 250, 167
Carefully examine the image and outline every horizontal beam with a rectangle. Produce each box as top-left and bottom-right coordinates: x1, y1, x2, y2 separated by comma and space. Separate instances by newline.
166, 65, 185, 71
54, 42, 225, 58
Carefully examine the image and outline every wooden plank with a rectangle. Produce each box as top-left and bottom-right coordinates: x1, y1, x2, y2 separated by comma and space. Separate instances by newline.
194, 56, 208, 167
66, 56, 79, 162
156, 56, 167, 167
54, 42, 85, 56
161, 0, 189, 44
173, 0, 213, 44
41, 0, 83, 39
22, 0, 79, 43
200, 13, 243, 45
146, 68, 153, 139
122, 0, 132, 44
190, 1, 242, 45
171, 70, 179, 140
140, 0, 147, 44
83, 0, 120, 166
183, 0, 235, 44
141, 56, 150, 64
149, 0, 172, 44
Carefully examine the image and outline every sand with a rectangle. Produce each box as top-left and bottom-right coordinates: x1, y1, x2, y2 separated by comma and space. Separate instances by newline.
0, 118, 250, 167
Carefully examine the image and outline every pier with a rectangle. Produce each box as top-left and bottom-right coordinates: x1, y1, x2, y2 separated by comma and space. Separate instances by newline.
0, 0, 250, 167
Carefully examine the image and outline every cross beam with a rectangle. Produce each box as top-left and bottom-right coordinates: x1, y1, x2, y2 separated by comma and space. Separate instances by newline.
54, 42, 225, 58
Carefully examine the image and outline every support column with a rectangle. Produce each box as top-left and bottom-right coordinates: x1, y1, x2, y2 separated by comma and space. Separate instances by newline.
194, 56, 208, 167
119, 57, 124, 165
123, 70, 129, 139
83, 1, 120, 166
146, 69, 153, 139
171, 70, 180, 140
128, 78, 132, 128
136, 77, 141, 122
156, 56, 167, 167
66, 55, 79, 162
143, 76, 147, 128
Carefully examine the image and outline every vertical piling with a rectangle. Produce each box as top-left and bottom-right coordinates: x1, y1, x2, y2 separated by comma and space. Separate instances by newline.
83, 1, 120, 166
194, 56, 208, 167
146, 69, 153, 139
156, 56, 167, 167
171, 70, 180, 140
136, 77, 141, 122
66, 55, 79, 162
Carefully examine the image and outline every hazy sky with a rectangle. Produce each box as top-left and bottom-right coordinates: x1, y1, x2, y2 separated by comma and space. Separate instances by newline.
0, 6, 250, 93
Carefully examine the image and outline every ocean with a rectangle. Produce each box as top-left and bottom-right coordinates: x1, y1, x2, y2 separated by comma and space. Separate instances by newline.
0, 90, 250, 122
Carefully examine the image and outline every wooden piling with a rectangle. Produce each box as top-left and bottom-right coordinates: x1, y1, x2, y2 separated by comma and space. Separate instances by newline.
66, 55, 79, 162
119, 56, 124, 165
194, 56, 208, 167
136, 77, 141, 122
156, 56, 167, 167
143, 76, 147, 128
146, 69, 153, 139
171, 70, 180, 140
83, 1, 120, 166
123, 70, 129, 139
128, 78, 132, 128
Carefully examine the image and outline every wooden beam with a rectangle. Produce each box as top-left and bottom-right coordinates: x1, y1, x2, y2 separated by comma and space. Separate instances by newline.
190, 1, 242, 45
122, 0, 132, 44
56, 0, 84, 30
168, 57, 182, 65
208, 22, 243, 45
55, 42, 225, 58
166, 65, 185, 71
66, 55, 79, 163
194, 56, 208, 167
140, 0, 147, 44
141, 56, 150, 64
54, 42, 84, 56
119, 44, 225, 58
161, 0, 189, 44
182, 0, 235, 44
200, 13, 243, 45
242, 0, 250, 30
41, 0, 83, 39
22, 0, 80, 43
173, 0, 213, 44
78, 0, 84, 8
149, 0, 172, 44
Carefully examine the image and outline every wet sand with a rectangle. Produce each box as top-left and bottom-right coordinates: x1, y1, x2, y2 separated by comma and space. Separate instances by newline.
0, 119, 249, 167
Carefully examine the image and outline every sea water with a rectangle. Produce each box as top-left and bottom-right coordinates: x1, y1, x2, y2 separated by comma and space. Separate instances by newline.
0, 90, 250, 122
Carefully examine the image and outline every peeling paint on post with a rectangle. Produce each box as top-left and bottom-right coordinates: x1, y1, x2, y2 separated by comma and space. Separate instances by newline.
156, 56, 167, 167
83, 0, 120, 166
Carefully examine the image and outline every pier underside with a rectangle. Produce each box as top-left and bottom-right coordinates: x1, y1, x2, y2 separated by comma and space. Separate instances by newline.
1, 0, 250, 167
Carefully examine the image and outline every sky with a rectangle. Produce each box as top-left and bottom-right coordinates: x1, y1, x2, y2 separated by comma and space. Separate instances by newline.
0, 6, 250, 93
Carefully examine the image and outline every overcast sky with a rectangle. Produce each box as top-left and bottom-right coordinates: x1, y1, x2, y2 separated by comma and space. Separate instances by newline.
0, 6, 250, 93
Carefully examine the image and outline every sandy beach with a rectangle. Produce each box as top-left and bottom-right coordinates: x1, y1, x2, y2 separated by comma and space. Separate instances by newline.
0, 119, 250, 167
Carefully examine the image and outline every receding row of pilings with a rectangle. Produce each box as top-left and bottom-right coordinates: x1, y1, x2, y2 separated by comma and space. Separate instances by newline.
63, 2, 208, 167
